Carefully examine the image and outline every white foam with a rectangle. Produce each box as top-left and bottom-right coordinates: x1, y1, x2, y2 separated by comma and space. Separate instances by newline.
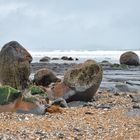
29, 50, 140, 63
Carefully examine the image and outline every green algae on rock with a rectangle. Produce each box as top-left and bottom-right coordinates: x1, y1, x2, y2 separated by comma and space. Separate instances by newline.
0, 86, 21, 105
30, 86, 47, 95
22, 86, 48, 103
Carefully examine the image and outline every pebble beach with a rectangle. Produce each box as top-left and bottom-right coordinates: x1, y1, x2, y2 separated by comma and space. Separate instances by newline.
0, 91, 140, 140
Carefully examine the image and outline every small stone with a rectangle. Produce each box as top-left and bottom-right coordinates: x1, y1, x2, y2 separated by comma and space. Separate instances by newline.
130, 94, 140, 103
95, 104, 112, 109
52, 98, 68, 108
58, 132, 64, 139
133, 104, 140, 109
74, 137, 79, 140
85, 112, 93, 115
73, 128, 82, 132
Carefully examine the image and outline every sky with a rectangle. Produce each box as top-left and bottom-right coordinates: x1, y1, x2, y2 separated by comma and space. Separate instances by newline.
0, 0, 140, 51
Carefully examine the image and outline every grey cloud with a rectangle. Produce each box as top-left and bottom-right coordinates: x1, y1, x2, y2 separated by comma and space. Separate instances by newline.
0, 0, 140, 50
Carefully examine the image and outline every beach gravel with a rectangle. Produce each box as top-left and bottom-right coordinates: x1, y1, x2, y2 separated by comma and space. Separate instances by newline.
0, 92, 139, 140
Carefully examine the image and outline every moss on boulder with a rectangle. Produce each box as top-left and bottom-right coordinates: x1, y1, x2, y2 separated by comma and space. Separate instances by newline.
0, 86, 21, 105
30, 86, 46, 95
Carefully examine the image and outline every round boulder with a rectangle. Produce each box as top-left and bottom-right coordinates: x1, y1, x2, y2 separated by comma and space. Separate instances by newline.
63, 60, 103, 102
34, 68, 59, 86
40, 56, 50, 62
61, 56, 74, 61
0, 41, 32, 89
120, 51, 139, 66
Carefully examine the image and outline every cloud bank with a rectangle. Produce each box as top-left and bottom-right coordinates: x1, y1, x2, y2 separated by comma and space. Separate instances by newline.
0, 0, 140, 51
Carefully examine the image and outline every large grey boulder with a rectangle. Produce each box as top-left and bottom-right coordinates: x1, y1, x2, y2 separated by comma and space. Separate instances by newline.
0, 41, 32, 90
120, 51, 139, 66
63, 60, 103, 102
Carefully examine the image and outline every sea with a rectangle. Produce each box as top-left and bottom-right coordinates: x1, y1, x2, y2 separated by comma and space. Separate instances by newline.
29, 50, 140, 64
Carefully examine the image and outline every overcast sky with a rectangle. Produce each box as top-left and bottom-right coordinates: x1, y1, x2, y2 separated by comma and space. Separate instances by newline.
0, 0, 140, 51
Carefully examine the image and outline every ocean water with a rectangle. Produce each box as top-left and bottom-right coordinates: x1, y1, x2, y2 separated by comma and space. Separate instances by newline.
29, 50, 140, 64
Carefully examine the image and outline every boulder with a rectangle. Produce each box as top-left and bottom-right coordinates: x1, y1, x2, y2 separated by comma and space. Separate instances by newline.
120, 51, 140, 66
40, 56, 50, 62
52, 57, 59, 60
34, 68, 59, 86
100, 60, 111, 66
61, 56, 74, 61
0, 86, 21, 105
0, 41, 32, 89
63, 60, 103, 102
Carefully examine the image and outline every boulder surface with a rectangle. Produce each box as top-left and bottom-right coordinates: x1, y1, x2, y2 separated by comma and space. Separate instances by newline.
40, 56, 50, 62
0, 41, 32, 89
63, 60, 103, 102
34, 68, 59, 86
120, 51, 139, 66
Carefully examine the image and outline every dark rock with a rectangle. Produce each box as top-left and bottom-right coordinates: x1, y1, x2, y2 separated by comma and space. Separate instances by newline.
34, 68, 59, 86
73, 128, 82, 132
129, 94, 140, 103
0, 41, 32, 89
68, 57, 73, 61
53, 131, 64, 139
52, 98, 68, 108
102, 60, 110, 63
126, 80, 140, 86
120, 51, 140, 66
40, 56, 50, 62
61, 56, 74, 61
85, 111, 93, 115
63, 60, 103, 102
52, 57, 59, 60
75, 58, 79, 61
111, 63, 120, 68
100, 60, 111, 66
74, 137, 79, 140
133, 104, 140, 109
